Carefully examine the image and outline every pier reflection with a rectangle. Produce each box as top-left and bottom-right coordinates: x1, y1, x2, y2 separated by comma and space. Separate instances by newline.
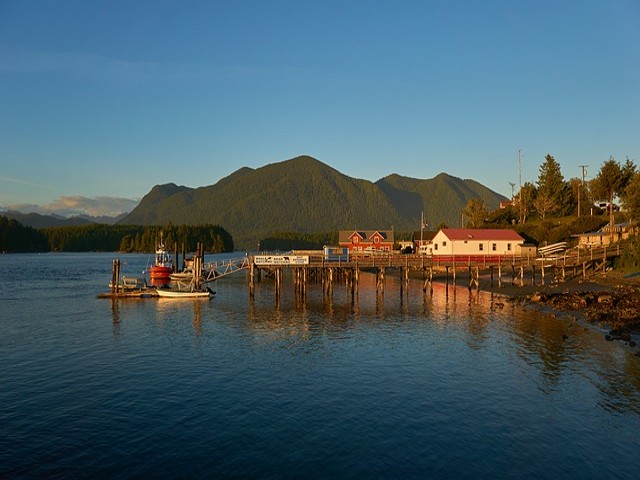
110, 298, 120, 338
245, 272, 640, 415
102, 268, 640, 417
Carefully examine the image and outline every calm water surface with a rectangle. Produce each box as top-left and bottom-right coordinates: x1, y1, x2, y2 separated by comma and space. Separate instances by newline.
1, 253, 639, 479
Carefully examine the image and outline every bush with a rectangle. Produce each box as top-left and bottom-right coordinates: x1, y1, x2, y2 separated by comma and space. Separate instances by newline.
569, 216, 608, 234
615, 236, 640, 272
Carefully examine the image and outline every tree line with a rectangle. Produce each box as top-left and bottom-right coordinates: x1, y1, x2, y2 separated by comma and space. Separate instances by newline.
0, 216, 49, 252
258, 231, 338, 251
462, 155, 639, 230
0, 219, 234, 253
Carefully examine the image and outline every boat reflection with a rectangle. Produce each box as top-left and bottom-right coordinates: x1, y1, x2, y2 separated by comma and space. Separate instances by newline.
108, 295, 206, 337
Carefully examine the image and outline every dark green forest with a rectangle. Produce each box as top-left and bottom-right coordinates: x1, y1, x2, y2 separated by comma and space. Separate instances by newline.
0, 218, 234, 253
258, 231, 339, 251
0, 216, 49, 252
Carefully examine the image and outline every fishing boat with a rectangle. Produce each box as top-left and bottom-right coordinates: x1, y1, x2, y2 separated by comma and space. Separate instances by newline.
149, 238, 173, 280
156, 286, 215, 299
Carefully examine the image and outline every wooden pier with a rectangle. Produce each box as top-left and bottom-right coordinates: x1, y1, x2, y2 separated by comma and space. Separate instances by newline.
98, 245, 622, 300
249, 245, 622, 298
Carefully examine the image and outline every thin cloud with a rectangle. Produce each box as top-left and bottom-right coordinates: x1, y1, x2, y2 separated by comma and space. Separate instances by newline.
0, 175, 48, 188
3, 196, 138, 217
0, 49, 293, 85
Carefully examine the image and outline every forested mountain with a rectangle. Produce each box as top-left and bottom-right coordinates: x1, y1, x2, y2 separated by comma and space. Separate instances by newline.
121, 155, 507, 248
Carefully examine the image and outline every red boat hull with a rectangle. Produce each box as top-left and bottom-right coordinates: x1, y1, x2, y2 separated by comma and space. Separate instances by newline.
149, 265, 172, 279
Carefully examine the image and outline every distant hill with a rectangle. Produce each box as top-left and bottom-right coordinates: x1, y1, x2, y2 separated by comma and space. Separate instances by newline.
2, 211, 127, 228
120, 155, 507, 248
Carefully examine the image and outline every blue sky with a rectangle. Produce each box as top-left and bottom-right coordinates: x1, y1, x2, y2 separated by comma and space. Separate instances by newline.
1, 0, 638, 216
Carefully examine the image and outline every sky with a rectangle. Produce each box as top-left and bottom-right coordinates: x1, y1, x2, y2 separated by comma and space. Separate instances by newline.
1, 0, 639, 216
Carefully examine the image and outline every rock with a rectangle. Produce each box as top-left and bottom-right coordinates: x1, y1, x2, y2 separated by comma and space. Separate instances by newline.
630, 340, 637, 348
597, 294, 614, 304
530, 292, 547, 303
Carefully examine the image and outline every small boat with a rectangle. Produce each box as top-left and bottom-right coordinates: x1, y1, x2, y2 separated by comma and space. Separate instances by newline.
156, 286, 216, 299
169, 270, 195, 281
149, 237, 173, 280
108, 276, 148, 291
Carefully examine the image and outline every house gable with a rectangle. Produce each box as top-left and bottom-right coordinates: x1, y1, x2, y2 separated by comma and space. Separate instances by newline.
338, 229, 394, 251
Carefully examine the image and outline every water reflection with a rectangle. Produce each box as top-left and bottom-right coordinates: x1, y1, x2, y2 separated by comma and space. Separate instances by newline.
108, 296, 207, 338
104, 268, 640, 418
110, 298, 120, 338
245, 271, 640, 415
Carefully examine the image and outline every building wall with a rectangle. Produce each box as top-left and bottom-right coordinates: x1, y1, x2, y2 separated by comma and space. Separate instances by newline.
430, 231, 523, 256
339, 230, 394, 252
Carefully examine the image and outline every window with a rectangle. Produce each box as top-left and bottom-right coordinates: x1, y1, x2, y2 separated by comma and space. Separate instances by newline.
442, 241, 447, 247
374, 237, 379, 244
507, 243, 511, 251
354, 237, 359, 244
492, 243, 497, 251
479, 244, 484, 251
435, 244, 439, 250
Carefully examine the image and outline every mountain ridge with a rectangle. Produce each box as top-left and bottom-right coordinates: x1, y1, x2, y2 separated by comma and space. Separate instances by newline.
1, 211, 127, 228
121, 155, 507, 248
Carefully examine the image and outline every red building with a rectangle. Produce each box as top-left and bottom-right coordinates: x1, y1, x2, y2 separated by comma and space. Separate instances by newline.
339, 230, 394, 252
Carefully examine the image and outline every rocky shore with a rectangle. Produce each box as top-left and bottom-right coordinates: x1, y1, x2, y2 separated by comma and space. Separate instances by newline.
420, 268, 640, 351
487, 271, 640, 351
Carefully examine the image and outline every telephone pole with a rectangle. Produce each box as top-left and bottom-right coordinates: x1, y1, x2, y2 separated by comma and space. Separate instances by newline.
518, 149, 522, 191
578, 164, 588, 217
518, 149, 523, 223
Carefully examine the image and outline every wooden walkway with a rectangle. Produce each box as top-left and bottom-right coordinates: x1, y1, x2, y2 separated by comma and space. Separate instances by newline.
249, 245, 622, 298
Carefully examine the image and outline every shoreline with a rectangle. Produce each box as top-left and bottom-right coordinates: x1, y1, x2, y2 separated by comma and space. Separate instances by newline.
429, 268, 640, 353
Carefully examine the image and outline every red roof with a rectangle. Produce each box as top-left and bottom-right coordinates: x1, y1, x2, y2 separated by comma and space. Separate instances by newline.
440, 228, 524, 241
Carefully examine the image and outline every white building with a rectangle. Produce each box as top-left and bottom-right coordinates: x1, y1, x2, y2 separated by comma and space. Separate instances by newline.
427, 228, 526, 257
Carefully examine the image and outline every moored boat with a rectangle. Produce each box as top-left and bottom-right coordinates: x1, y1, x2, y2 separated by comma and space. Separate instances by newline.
149, 238, 173, 280
156, 286, 215, 299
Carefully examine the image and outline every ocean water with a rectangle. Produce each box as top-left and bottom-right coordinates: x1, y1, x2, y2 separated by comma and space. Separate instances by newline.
1, 252, 639, 479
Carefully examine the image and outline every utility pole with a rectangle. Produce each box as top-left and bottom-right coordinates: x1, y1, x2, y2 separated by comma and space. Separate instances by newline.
420, 211, 424, 254
509, 182, 515, 201
578, 164, 588, 217
518, 149, 523, 224
518, 149, 522, 191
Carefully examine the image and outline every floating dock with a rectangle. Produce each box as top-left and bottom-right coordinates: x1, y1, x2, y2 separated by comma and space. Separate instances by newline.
96, 289, 159, 299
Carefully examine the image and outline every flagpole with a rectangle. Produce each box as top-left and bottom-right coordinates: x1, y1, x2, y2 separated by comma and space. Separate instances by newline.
420, 211, 424, 254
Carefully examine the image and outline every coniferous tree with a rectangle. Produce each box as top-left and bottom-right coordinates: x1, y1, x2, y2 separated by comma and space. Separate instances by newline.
536, 154, 569, 216
621, 157, 637, 196
0, 216, 49, 252
622, 172, 640, 227
590, 157, 624, 231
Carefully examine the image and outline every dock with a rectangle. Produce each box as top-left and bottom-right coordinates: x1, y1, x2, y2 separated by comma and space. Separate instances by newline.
98, 245, 622, 300
249, 245, 622, 298
96, 290, 159, 299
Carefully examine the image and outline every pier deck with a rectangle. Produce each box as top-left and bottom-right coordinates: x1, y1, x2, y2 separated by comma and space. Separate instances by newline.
249, 245, 622, 297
